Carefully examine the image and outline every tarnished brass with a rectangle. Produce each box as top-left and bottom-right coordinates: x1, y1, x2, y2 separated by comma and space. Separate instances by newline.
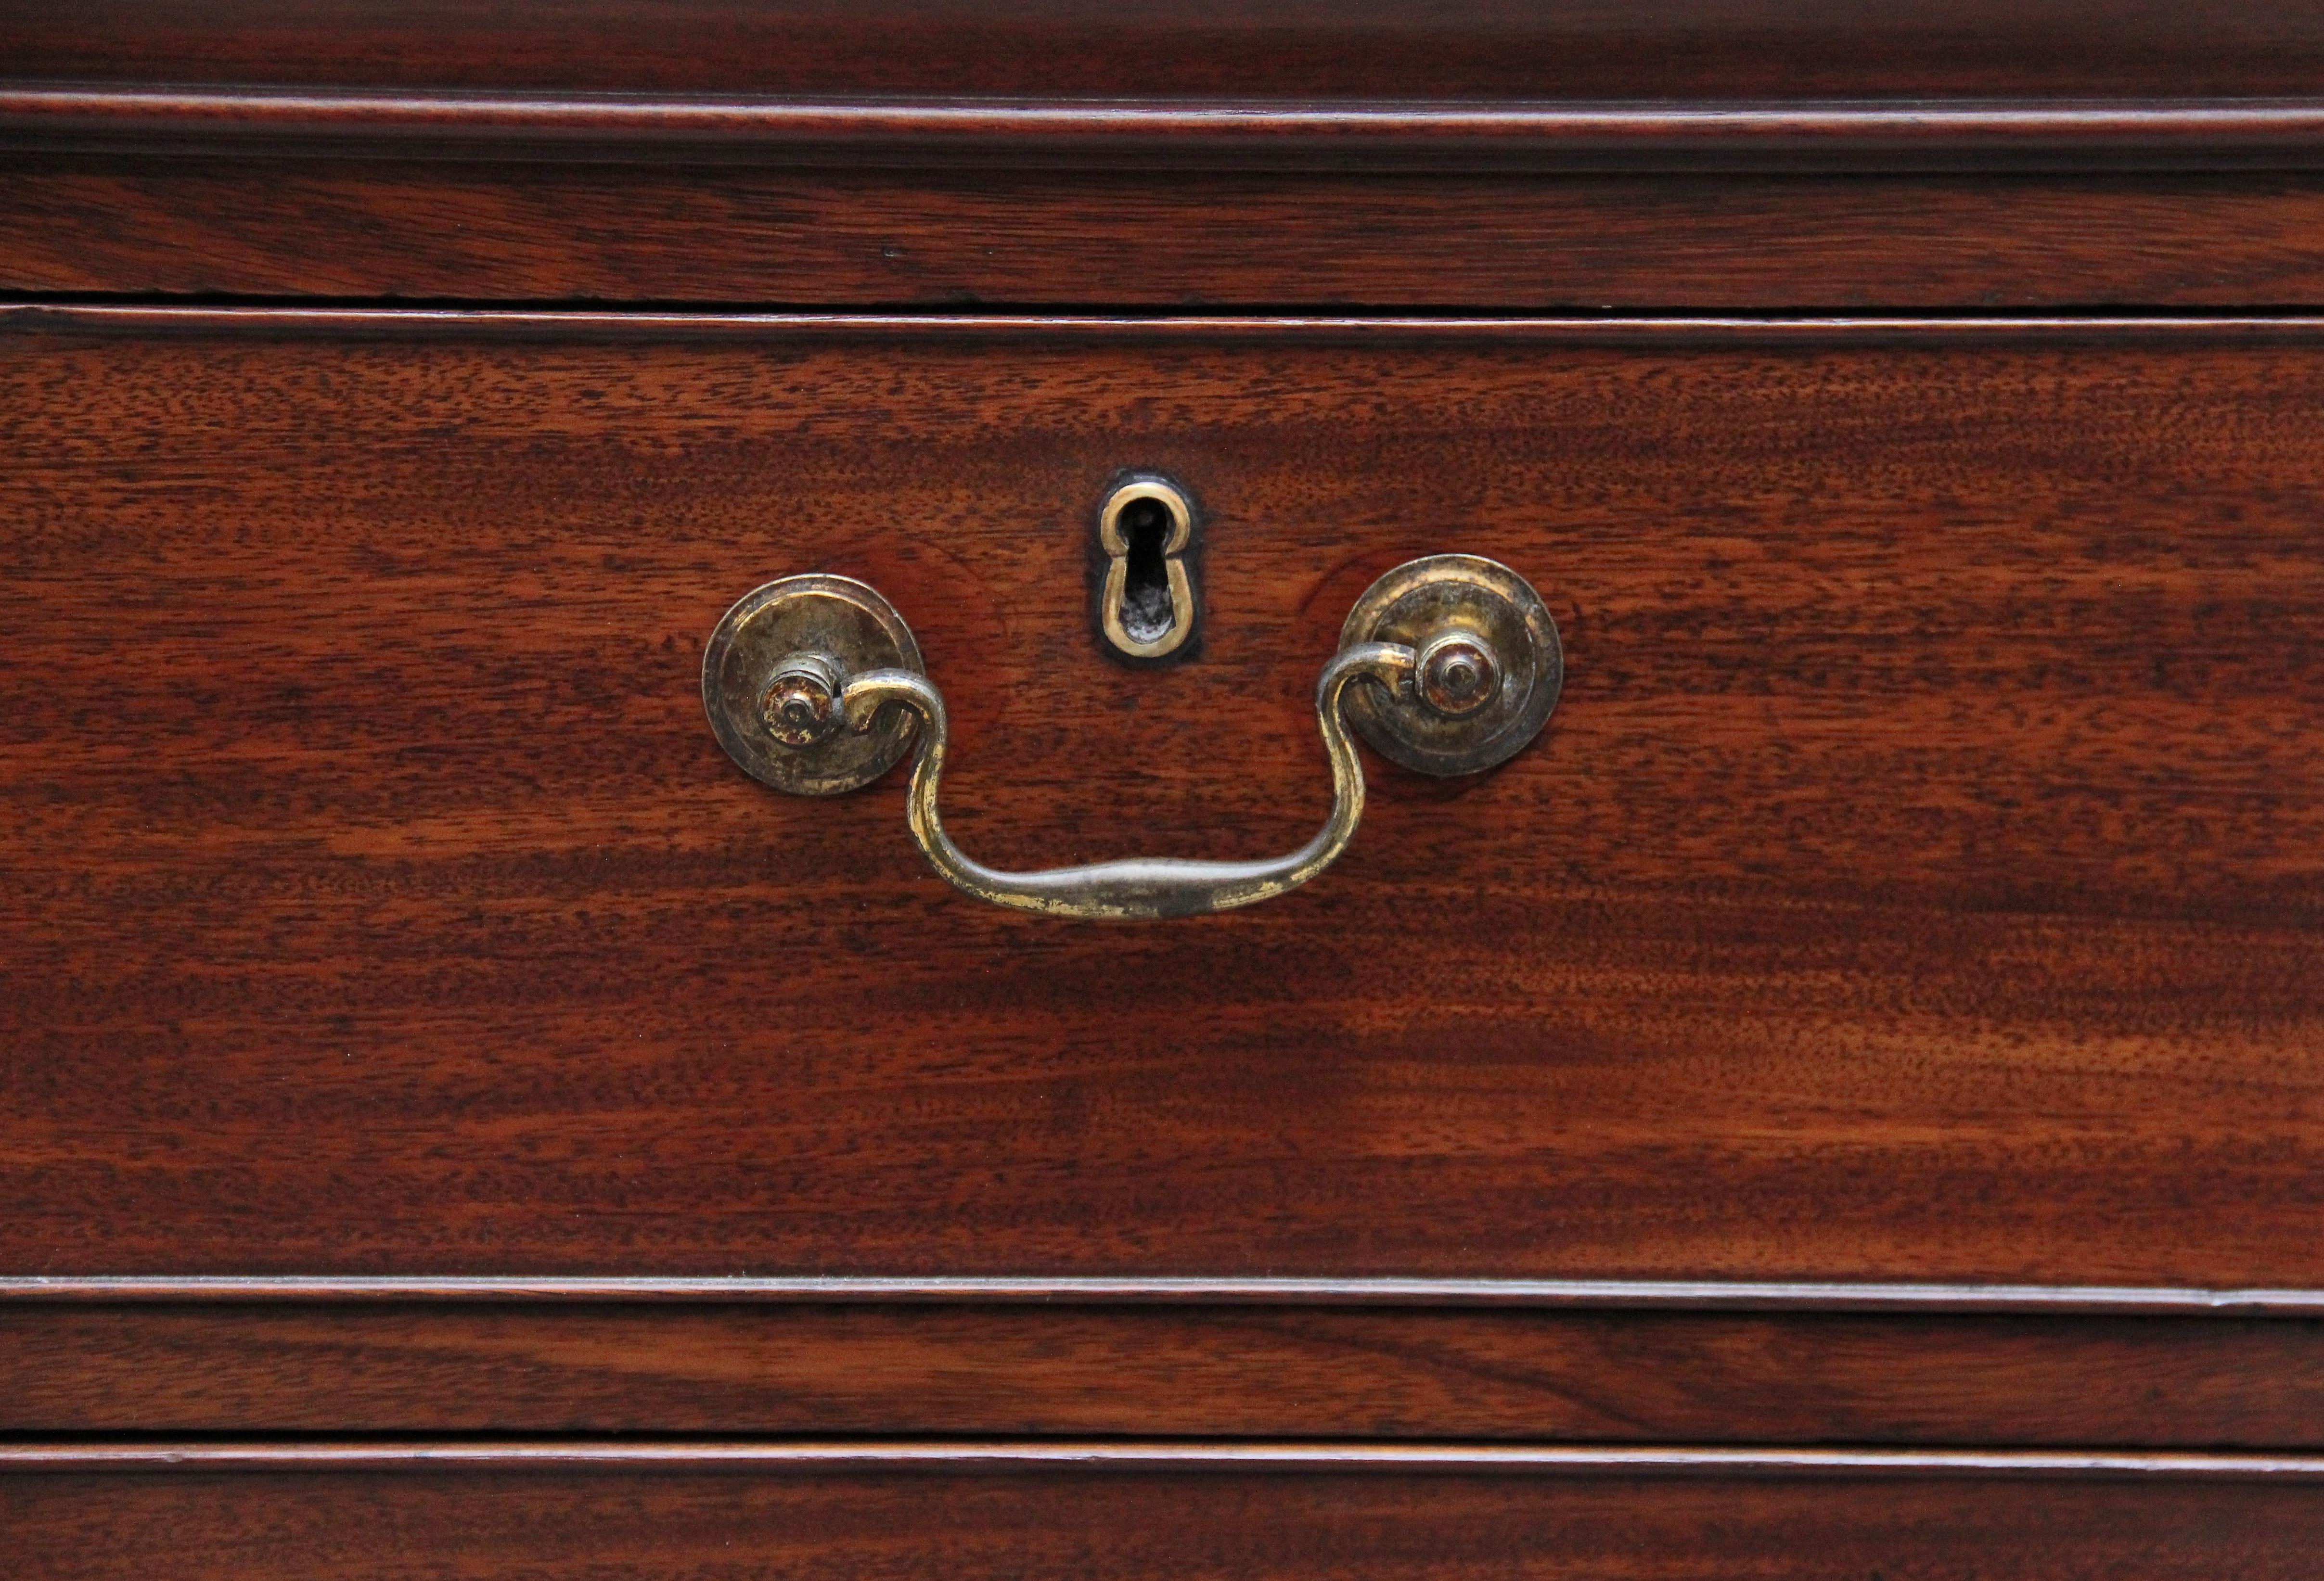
835, 641, 1411, 919
1415, 631, 1501, 719
704, 554, 1557, 918
700, 574, 922, 796
1338, 554, 1562, 775
1096, 476, 1197, 659
758, 652, 845, 747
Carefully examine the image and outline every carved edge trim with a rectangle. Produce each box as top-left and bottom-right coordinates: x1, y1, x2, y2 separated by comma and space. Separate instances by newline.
2, 1276, 2321, 1313
12, 89, 2324, 170
13, 306, 2324, 344
4, 1441, 2324, 1478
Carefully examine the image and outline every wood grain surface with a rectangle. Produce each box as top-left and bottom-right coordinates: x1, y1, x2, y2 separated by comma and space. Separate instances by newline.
10, 1450, 2324, 1580
20, 162, 2324, 307
18, 91, 2324, 171
7, 0, 2324, 100
2, 309, 2320, 1285
9, 1302, 2324, 1442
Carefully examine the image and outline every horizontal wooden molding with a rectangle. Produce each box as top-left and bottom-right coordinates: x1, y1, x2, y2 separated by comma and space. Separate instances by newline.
11, 89, 2324, 170
4, 1276, 2323, 1313
5, 1441, 2324, 1479
12, 306, 2324, 346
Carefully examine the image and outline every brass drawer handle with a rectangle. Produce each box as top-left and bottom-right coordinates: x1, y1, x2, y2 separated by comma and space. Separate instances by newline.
832, 641, 1408, 919
703, 555, 1560, 920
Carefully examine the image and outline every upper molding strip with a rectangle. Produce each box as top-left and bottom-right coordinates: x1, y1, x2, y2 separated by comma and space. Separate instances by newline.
11, 88, 2324, 170
14, 307, 2324, 345
4, 1275, 2322, 1313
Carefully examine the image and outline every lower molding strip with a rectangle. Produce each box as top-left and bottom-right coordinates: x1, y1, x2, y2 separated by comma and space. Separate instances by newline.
4, 1442, 2323, 1480
4, 1275, 2323, 1314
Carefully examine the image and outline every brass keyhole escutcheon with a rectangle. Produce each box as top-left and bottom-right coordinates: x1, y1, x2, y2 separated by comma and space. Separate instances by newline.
1096, 476, 1197, 660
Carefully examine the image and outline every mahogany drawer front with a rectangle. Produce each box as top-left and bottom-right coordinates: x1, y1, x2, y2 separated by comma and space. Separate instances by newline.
9, 1302, 2324, 1445
2, 308, 2321, 1291
20, 162, 2324, 310
10, 1446, 2324, 1581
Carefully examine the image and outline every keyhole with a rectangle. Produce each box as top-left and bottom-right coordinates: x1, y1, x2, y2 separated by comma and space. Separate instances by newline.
1118, 497, 1176, 645
1096, 475, 1197, 661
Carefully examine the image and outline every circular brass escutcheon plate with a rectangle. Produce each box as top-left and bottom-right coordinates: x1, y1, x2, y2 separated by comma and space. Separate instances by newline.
1337, 554, 1562, 776
702, 574, 924, 796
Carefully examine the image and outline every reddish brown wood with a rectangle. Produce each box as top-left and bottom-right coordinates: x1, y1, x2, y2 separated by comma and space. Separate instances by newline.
13, 89, 2324, 170
2, 310, 2321, 1288
13, 10, 2323, 1570
8, 1440, 2324, 1473
7, 0, 2324, 101
9, 1449, 2324, 1579
8, 1303, 2324, 1444
18, 162, 2324, 307
12, 1273, 2323, 1309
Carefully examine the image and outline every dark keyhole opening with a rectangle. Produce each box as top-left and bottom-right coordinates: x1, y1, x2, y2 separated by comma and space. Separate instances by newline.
1118, 497, 1177, 644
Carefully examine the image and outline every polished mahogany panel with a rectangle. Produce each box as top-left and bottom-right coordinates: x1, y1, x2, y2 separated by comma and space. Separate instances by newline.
16, 162, 2324, 307
2, 310, 2319, 1283
8, 1302, 2324, 1444
8, 1447, 2324, 1581
7, 0, 2324, 99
